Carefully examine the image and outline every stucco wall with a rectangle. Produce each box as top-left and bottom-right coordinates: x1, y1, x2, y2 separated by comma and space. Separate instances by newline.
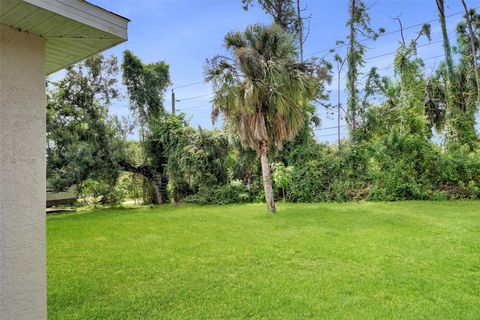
0, 24, 47, 319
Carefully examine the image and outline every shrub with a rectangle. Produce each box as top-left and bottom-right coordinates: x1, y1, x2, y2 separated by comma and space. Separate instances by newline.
181, 180, 255, 205
79, 178, 125, 206
435, 146, 480, 199
367, 130, 436, 201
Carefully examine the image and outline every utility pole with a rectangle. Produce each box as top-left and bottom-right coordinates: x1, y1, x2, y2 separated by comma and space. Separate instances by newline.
171, 89, 176, 114
338, 104, 341, 149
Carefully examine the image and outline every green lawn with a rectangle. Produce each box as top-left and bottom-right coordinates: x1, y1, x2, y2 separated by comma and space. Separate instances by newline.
47, 202, 480, 319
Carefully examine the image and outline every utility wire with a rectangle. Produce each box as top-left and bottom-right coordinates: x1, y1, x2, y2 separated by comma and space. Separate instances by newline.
330, 53, 446, 83
172, 81, 204, 90
176, 93, 212, 102
176, 52, 445, 115
169, 7, 477, 92
177, 52, 444, 114
365, 40, 442, 61
304, 7, 475, 58
178, 104, 211, 111
315, 125, 346, 131
317, 132, 347, 138
174, 50, 446, 99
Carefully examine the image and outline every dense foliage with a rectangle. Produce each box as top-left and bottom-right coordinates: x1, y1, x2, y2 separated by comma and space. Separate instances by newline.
46, 56, 126, 192
46, 2, 480, 207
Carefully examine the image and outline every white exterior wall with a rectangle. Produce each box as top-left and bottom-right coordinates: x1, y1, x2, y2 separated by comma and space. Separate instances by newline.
0, 24, 47, 319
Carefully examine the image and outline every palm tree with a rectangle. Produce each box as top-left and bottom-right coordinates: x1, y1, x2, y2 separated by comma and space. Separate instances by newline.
206, 24, 319, 213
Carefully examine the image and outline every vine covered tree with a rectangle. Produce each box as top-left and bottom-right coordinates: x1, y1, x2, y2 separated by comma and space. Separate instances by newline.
242, 0, 297, 32
460, 0, 479, 98
436, 0, 455, 81
435, 1, 479, 149
346, 0, 384, 136
242, 0, 309, 60
452, 5, 480, 149
121, 50, 171, 203
206, 24, 320, 212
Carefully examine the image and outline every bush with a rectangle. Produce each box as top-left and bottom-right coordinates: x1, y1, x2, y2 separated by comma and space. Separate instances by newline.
79, 178, 125, 206
367, 130, 437, 201
288, 159, 331, 202
287, 142, 371, 202
435, 146, 480, 199
181, 180, 256, 205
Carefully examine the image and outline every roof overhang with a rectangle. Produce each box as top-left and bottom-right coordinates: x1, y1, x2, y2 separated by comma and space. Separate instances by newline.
0, 0, 129, 74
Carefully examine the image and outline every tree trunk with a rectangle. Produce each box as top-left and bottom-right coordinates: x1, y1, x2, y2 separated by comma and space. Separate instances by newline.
142, 177, 157, 204
461, 0, 480, 99
119, 160, 168, 204
436, 0, 455, 81
337, 65, 342, 149
259, 141, 276, 213
437, 0, 459, 147
152, 178, 164, 204
151, 174, 168, 204
347, 0, 358, 134
297, 0, 303, 62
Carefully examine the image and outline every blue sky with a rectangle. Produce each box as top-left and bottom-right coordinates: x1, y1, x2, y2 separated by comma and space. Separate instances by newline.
85, 0, 476, 143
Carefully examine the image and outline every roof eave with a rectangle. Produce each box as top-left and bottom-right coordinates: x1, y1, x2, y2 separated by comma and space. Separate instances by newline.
23, 0, 129, 39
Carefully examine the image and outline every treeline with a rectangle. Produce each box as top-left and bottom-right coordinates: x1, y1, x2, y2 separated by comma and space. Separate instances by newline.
47, 0, 480, 208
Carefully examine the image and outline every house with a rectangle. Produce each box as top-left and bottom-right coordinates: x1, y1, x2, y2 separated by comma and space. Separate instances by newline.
0, 1, 128, 318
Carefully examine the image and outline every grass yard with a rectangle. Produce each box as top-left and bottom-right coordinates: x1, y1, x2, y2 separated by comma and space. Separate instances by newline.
47, 202, 480, 319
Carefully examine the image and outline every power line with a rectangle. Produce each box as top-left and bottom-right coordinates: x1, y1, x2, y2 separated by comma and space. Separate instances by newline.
365, 40, 442, 61
176, 93, 212, 102
330, 53, 446, 83
174, 49, 446, 100
178, 104, 211, 111
315, 125, 346, 131
176, 52, 446, 113
317, 132, 347, 138
175, 51, 446, 115
304, 8, 474, 58
169, 7, 477, 96
172, 81, 204, 90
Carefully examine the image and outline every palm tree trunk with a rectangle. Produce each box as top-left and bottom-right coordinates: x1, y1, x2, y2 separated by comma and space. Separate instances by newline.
259, 141, 276, 213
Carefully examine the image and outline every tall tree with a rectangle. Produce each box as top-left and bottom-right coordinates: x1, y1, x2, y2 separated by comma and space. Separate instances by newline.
243, 0, 308, 61
346, 0, 383, 136
122, 51, 170, 127
436, 0, 455, 81
460, 0, 480, 98
297, 0, 305, 61
334, 52, 347, 148
206, 24, 320, 212
47, 54, 175, 204
122, 51, 171, 203
242, 0, 297, 31
436, 1, 478, 149
47, 55, 126, 191
451, 8, 480, 149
